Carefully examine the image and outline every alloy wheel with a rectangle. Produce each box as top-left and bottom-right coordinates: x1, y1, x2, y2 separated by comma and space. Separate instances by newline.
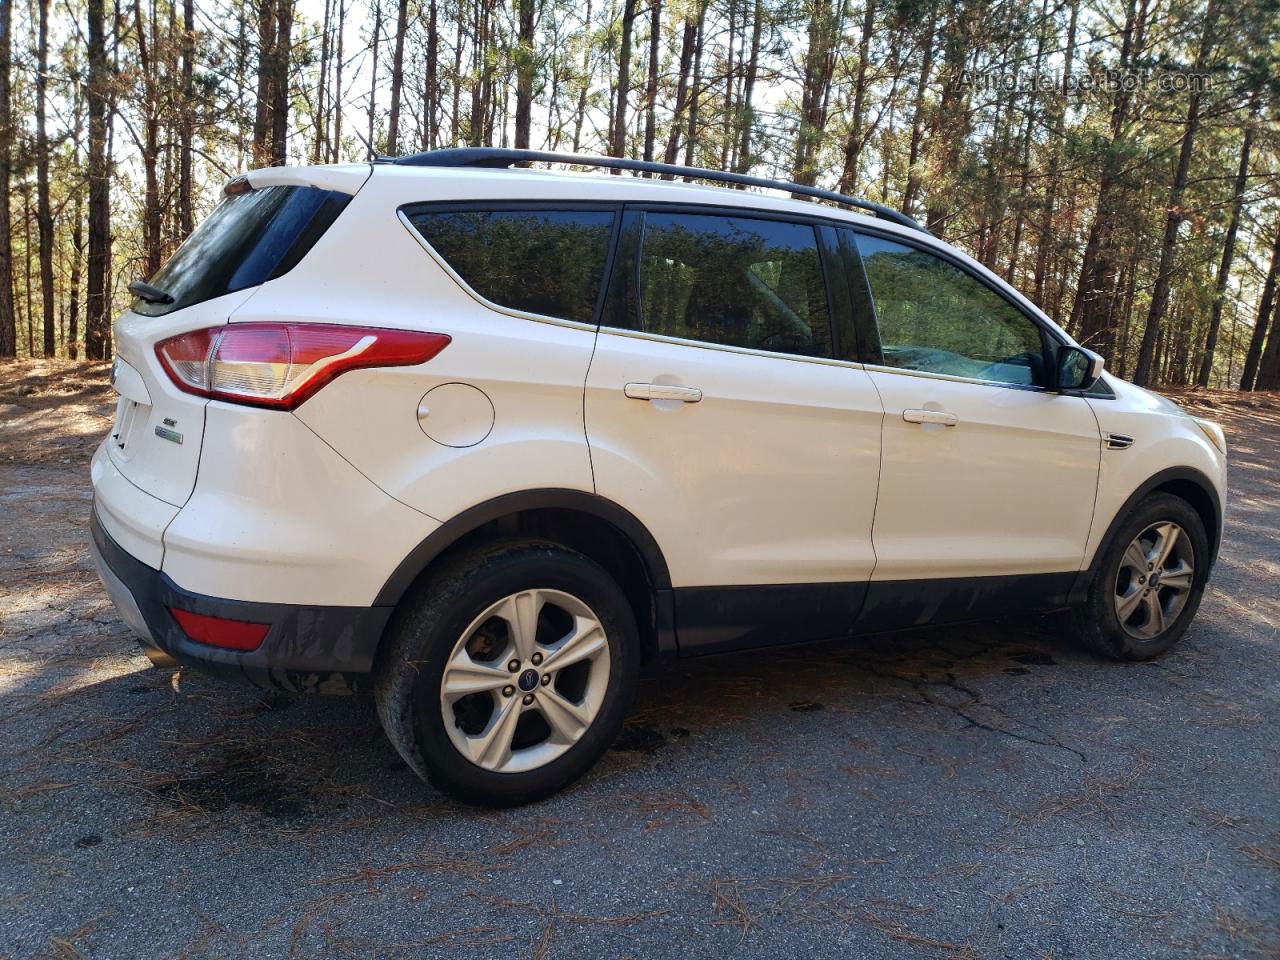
439, 589, 611, 773
1113, 521, 1196, 641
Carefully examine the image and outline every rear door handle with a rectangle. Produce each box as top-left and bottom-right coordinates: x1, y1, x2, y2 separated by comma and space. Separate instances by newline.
903, 408, 958, 426
624, 382, 703, 403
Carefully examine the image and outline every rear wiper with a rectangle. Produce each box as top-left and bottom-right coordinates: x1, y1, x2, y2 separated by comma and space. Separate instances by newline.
128, 281, 174, 304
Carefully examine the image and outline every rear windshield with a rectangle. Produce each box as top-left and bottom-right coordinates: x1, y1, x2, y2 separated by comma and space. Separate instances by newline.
132, 185, 350, 316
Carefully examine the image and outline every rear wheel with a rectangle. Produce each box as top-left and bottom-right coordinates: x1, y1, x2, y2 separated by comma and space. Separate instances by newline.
374, 539, 639, 806
1075, 493, 1209, 660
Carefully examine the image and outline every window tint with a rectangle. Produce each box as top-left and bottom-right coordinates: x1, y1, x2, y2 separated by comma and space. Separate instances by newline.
407, 208, 615, 324
134, 185, 349, 316
854, 233, 1045, 385
632, 212, 831, 358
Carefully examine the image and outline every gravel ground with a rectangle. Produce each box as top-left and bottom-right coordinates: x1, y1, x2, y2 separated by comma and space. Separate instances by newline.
2, 360, 1277, 960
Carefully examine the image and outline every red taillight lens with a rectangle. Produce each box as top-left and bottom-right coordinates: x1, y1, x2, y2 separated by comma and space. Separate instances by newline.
155, 324, 451, 410
169, 607, 269, 651
155, 326, 219, 394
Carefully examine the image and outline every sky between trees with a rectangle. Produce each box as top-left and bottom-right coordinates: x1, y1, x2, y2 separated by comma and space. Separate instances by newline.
1, 0, 1278, 390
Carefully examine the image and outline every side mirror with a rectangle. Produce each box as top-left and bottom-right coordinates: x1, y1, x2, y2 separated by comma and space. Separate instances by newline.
1056, 345, 1104, 392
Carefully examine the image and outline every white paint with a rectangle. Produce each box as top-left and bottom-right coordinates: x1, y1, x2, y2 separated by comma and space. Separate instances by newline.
90, 160, 1229, 624
417, 382, 496, 448
867, 370, 1101, 580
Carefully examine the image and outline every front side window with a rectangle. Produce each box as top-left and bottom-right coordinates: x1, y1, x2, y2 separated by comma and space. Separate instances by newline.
628, 212, 831, 358
134, 185, 350, 316
853, 233, 1045, 386
406, 207, 616, 324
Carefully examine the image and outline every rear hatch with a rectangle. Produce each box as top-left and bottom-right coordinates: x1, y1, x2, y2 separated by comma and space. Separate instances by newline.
106, 170, 366, 506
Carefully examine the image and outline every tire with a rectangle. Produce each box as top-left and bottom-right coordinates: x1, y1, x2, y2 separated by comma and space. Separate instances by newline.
1073, 492, 1210, 661
374, 538, 640, 806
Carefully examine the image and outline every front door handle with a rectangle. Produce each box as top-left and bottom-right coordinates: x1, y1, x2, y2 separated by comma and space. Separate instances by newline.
903, 408, 958, 426
624, 382, 703, 403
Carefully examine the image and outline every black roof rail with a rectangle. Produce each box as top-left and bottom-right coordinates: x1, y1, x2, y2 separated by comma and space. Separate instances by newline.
388, 147, 928, 234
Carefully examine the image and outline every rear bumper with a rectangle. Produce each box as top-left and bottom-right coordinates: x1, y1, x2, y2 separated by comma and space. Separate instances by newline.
90, 507, 391, 693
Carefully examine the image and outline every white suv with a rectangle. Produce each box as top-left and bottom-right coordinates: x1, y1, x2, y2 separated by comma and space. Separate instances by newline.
90, 148, 1228, 805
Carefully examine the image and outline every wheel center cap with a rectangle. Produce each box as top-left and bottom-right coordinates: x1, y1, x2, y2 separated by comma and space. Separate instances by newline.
517, 668, 539, 692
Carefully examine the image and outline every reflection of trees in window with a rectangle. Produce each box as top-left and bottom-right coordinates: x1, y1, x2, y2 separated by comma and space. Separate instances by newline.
412, 209, 615, 324
138, 186, 339, 316
638, 214, 830, 358
856, 235, 1042, 384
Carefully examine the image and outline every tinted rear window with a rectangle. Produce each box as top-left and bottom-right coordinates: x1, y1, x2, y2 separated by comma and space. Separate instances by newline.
133, 185, 350, 316
405, 207, 616, 324
620, 211, 832, 358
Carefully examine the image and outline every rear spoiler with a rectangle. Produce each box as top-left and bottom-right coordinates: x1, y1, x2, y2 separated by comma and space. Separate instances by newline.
228, 164, 373, 197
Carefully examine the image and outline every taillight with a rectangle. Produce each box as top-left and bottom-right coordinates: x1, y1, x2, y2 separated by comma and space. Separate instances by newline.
155, 323, 451, 410
169, 608, 269, 651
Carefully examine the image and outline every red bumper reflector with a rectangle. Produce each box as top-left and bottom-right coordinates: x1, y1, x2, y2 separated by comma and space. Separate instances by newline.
169, 607, 270, 651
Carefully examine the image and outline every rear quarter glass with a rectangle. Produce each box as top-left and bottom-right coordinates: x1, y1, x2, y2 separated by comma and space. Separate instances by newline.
403, 206, 616, 325
132, 185, 350, 317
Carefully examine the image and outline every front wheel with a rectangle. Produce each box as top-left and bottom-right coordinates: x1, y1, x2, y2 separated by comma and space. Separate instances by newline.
1075, 493, 1210, 661
374, 539, 639, 806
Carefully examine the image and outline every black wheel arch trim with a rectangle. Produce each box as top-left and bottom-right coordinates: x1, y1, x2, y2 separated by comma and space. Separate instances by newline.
1073, 465, 1223, 601
372, 488, 674, 608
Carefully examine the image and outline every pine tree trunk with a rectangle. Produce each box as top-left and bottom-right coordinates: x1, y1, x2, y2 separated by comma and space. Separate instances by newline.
36, 0, 56, 355
1005, 0, 1049, 284
369, 0, 382, 153
449, 11, 462, 145
1240, 221, 1280, 390
721, 0, 736, 170
514, 0, 535, 149
661, 16, 696, 171
133, 0, 163, 277
642, 0, 661, 163
468, 0, 486, 146
1133, 0, 1216, 386
1196, 105, 1255, 387
70, 189, 83, 361
1032, 0, 1078, 305
0, 0, 13, 357
313, 0, 331, 162
1256, 309, 1280, 391
1249, 237, 1280, 392
900, 18, 933, 219
792, 0, 836, 186
178, 0, 194, 236
387, 0, 409, 153
1069, 0, 1149, 353
838, 0, 876, 193
683, 1, 707, 170
24, 183, 33, 355
85, 0, 111, 361
253, 0, 277, 165
611, 0, 638, 161
270, 0, 292, 163
67, 86, 84, 361
923, 3, 974, 233
332, 0, 344, 161
733, 0, 762, 174
234, 2, 249, 167
571, 0, 592, 152
423, 0, 438, 149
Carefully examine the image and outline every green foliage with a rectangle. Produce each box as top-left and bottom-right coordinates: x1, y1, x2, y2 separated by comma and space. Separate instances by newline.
0, 0, 1276, 386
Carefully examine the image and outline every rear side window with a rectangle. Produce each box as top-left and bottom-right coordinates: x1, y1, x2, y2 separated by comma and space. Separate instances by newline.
853, 232, 1045, 385
406, 207, 616, 324
623, 211, 831, 358
133, 185, 350, 316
